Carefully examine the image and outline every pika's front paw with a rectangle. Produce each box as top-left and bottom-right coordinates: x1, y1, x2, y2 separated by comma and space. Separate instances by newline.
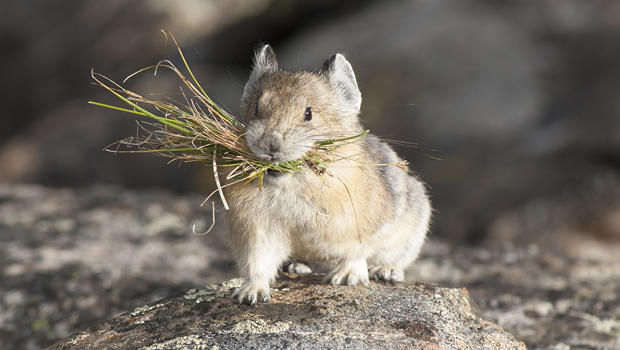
233, 281, 271, 305
325, 259, 369, 286
368, 266, 404, 282
285, 262, 313, 275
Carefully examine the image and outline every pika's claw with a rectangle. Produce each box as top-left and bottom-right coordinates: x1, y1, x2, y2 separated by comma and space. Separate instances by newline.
368, 266, 404, 282
325, 259, 369, 286
233, 281, 271, 305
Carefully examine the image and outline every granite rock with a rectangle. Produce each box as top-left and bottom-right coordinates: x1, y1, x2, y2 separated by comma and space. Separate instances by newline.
48, 276, 526, 350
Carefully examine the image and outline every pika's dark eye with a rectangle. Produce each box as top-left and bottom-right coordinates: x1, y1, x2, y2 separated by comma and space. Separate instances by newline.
255, 102, 259, 117
304, 107, 312, 121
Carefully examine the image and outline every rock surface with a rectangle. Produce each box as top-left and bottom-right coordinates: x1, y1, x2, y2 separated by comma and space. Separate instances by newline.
48, 276, 526, 350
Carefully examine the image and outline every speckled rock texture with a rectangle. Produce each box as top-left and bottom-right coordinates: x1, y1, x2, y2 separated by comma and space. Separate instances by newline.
48, 276, 526, 350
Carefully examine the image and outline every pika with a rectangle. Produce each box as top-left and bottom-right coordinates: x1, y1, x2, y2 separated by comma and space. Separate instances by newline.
226, 45, 431, 305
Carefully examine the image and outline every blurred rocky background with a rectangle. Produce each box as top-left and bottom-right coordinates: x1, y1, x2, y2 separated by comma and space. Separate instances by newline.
1, 1, 619, 349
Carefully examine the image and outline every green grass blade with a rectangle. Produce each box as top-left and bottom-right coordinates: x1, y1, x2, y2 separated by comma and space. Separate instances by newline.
161, 30, 236, 124
316, 130, 369, 146
105, 147, 210, 153
91, 71, 193, 135
89, 101, 149, 117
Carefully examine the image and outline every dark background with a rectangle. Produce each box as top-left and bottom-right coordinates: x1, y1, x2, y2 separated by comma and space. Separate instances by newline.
0, 1, 620, 240
2, 1, 620, 349
2, 0, 620, 242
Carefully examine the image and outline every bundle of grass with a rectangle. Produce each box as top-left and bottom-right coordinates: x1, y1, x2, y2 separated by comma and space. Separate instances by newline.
90, 30, 373, 212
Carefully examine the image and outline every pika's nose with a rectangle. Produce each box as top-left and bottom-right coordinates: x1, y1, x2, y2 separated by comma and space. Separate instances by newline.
261, 131, 283, 161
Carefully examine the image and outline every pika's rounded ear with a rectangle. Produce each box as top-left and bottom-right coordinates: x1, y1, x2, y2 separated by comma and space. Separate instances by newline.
321, 53, 361, 115
242, 44, 278, 109
254, 44, 278, 72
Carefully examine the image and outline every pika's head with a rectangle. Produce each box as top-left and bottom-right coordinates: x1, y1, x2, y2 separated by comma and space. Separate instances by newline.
240, 45, 362, 163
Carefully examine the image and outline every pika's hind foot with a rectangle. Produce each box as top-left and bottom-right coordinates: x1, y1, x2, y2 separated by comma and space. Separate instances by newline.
368, 266, 404, 282
285, 262, 312, 275
325, 258, 369, 286
233, 280, 271, 305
